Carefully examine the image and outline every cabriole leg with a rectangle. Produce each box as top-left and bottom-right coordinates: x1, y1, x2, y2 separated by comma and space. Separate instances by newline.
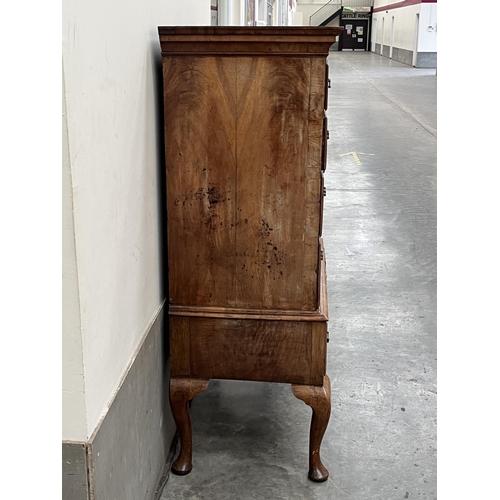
169, 378, 209, 475
291, 375, 331, 482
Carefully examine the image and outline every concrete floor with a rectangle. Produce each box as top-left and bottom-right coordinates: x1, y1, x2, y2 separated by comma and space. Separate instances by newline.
160, 52, 437, 500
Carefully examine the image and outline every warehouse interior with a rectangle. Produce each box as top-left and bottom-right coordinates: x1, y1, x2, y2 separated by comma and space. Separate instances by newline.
44, 0, 498, 499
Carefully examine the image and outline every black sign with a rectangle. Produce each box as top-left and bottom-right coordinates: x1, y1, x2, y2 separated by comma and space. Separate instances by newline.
343, 13, 370, 19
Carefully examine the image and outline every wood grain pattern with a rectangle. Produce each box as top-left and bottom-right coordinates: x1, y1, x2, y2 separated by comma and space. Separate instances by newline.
188, 317, 313, 384
164, 54, 327, 312
169, 304, 328, 322
163, 56, 237, 307
308, 58, 326, 246
318, 238, 329, 320
159, 26, 343, 37
291, 375, 332, 482
168, 249, 328, 323
169, 316, 190, 377
235, 56, 316, 310
310, 322, 327, 386
158, 27, 343, 57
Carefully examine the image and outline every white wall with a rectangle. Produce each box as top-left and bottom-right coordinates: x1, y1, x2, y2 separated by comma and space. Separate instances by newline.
418, 3, 437, 52
232, 0, 243, 25
373, 4, 420, 52
62, 0, 211, 440
372, 1, 437, 55
292, 11, 304, 25
296, 1, 331, 26
62, 69, 87, 441
373, 0, 404, 6
218, 0, 244, 26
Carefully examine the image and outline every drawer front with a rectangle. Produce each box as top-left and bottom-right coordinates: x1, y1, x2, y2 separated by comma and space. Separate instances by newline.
190, 318, 312, 384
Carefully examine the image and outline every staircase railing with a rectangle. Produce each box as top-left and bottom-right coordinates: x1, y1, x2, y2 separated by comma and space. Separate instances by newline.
309, 0, 373, 26
309, 1, 341, 27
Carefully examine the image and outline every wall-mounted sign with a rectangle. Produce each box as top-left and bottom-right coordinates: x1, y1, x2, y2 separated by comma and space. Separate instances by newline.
343, 13, 370, 19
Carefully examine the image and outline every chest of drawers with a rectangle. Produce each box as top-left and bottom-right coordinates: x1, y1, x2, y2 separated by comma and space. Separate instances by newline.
158, 26, 341, 482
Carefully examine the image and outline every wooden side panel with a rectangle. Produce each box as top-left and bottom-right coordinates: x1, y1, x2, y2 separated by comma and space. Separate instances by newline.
188, 317, 313, 384
163, 57, 237, 307
164, 55, 327, 311
234, 57, 317, 310
169, 316, 191, 377
310, 322, 327, 386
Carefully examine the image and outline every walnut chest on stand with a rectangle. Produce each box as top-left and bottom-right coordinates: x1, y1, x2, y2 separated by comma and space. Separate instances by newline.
158, 26, 342, 482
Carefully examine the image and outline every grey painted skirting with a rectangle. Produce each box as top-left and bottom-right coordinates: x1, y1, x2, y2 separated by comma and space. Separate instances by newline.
62, 442, 89, 500
374, 46, 437, 68
392, 47, 413, 66
62, 302, 176, 500
417, 52, 437, 68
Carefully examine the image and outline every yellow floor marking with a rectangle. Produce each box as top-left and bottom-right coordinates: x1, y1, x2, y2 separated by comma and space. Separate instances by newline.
340, 152, 375, 166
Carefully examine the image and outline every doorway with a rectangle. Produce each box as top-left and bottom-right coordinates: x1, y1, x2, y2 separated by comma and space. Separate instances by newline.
341, 19, 369, 51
